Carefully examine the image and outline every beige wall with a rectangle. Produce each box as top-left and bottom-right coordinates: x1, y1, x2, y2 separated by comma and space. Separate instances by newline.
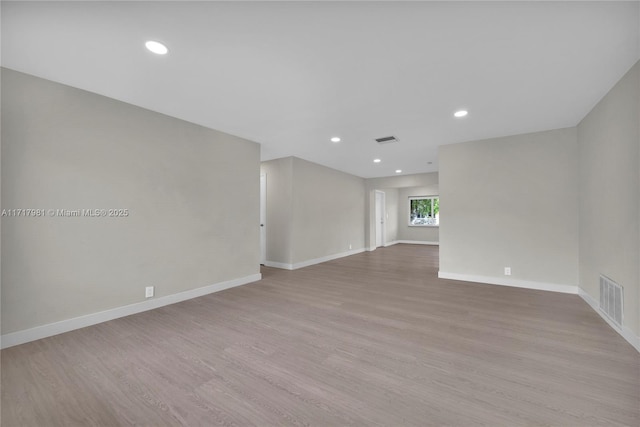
578, 61, 639, 336
1, 69, 261, 334
439, 127, 579, 287
261, 157, 365, 267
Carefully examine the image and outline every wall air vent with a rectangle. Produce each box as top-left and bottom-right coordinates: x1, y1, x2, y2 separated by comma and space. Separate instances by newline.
375, 136, 398, 144
599, 275, 623, 329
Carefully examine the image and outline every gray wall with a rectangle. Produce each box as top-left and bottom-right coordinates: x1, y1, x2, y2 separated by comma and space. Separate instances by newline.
439, 127, 579, 287
397, 186, 440, 242
578, 61, 639, 336
291, 158, 365, 263
367, 172, 439, 190
2, 69, 261, 334
260, 156, 365, 267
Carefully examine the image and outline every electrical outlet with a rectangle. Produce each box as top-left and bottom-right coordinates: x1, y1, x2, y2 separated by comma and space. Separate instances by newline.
504, 267, 511, 276
349, 244, 352, 250
145, 286, 154, 298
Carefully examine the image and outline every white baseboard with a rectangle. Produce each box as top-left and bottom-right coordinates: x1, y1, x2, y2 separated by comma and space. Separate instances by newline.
578, 287, 640, 353
293, 248, 365, 269
264, 260, 293, 270
1, 273, 262, 349
382, 240, 439, 248
367, 246, 377, 252
396, 240, 439, 246
265, 248, 365, 271
438, 271, 578, 294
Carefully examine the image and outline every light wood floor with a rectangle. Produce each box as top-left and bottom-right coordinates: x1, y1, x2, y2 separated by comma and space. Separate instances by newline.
2, 244, 639, 426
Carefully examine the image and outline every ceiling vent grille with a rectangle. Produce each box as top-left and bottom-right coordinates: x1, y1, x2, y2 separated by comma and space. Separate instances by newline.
600, 275, 623, 329
375, 136, 398, 144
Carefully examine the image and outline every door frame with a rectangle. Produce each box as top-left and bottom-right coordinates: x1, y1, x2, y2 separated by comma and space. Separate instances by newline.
260, 173, 267, 265
375, 190, 386, 248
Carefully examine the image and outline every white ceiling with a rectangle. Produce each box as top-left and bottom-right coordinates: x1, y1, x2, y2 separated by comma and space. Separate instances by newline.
2, 1, 639, 178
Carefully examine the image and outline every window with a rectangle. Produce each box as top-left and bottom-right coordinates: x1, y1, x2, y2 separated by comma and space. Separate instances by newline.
409, 196, 439, 226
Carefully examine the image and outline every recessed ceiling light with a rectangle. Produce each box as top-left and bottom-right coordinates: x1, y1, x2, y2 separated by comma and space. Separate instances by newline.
373, 159, 381, 163
145, 40, 168, 55
330, 137, 341, 143
454, 110, 468, 118
395, 169, 402, 174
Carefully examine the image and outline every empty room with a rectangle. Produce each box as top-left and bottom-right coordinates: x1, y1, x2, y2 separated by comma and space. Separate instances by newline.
1, 1, 639, 426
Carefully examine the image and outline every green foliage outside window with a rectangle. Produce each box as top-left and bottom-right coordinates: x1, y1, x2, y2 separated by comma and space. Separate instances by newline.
410, 197, 439, 225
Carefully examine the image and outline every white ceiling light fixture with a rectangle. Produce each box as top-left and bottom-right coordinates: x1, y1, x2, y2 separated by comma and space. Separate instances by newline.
373, 159, 381, 163
145, 40, 168, 55
395, 169, 402, 174
330, 137, 341, 143
454, 110, 468, 118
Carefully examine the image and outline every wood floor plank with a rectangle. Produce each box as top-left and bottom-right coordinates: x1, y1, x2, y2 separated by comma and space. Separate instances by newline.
2, 244, 639, 426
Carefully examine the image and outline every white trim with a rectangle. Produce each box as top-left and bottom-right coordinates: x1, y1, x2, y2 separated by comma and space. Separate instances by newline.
578, 287, 640, 353
1, 273, 262, 349
265, 248, 365, 271
384, 240, 439, 247
367, 246, 377, 252
259, 173, 267, 265
293, 248, 365, 269
264, 260, 293, 270
438, 271, 578, 294
408, 195, 439, 200
375, 190, 386, 248
396, 240, 440, 246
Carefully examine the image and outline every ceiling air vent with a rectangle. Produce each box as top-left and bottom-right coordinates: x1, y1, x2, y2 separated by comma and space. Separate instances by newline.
375, 136, 398, 144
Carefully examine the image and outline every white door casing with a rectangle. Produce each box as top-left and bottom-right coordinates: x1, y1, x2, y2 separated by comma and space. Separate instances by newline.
375, 190, 385, 248
260, 174, 267, 264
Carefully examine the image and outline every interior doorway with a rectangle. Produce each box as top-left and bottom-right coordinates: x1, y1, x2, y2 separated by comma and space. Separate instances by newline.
375, 190, 386, 248
260, 174, 266, 264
